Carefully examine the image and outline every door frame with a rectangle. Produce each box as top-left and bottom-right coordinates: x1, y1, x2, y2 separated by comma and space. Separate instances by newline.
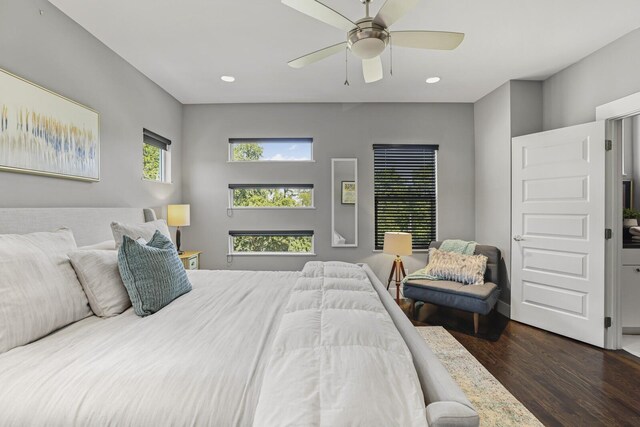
596, 91, 640, 350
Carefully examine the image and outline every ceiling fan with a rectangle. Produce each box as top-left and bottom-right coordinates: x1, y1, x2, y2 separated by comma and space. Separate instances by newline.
282, 0, 464, 83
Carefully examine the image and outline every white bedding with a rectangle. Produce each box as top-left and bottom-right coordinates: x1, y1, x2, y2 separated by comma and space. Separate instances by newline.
0, 263, 428, 426
0, 269, 298, 426
254, 262, 427, 427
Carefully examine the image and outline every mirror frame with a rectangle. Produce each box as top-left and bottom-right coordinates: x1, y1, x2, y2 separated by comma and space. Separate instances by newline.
331, 158, 358, 248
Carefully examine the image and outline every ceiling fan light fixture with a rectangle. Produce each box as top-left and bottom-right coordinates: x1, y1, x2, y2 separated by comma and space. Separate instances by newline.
348, 19, 389, 60
425, 77, 441, 84
221, 75, 236, 83
282, 0, 463, 83
350, 38, 386, 59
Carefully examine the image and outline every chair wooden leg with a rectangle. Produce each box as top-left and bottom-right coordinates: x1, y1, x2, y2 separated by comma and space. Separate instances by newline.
409, 299, 416, 320
473, 313, 479, 335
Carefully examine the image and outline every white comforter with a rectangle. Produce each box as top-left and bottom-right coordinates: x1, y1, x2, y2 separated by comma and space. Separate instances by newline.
254, 262, 428, 427
0, 263, 427, 426
0, 270, 298, 426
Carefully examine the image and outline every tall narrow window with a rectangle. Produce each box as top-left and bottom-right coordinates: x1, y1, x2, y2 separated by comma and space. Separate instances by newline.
373, 144, 438, 250
229, 230, 314, 255
229, 138, 313, 162
143, 128, 171, 182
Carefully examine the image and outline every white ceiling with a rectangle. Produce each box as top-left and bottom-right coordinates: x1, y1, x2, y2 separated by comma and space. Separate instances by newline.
48, 0, 640, 104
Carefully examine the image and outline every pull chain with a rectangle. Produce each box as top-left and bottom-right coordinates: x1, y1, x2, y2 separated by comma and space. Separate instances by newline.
344, 47, 350, 86
389, 34, 393, 77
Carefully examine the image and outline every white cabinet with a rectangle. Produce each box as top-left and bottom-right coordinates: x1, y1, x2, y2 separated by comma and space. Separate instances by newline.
621, 250, 640, 329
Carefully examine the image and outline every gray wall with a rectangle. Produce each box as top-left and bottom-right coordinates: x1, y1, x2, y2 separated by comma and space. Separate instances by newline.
474, 80, 542, 309
182, 103, 475, 283
511, 81, 543, 139
474, 83, 512, 305
543, 27, 640, 130
0, 0, 183, 210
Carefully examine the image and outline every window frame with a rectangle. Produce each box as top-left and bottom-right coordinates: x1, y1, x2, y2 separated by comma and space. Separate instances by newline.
227, 230, 316, 256
228, 138, 314, 163
228, 184, 315, 209
142, 128, 171, 183
373, 144, 439, 251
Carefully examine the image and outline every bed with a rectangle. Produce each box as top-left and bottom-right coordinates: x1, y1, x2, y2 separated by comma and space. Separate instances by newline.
0, 208, 479, 427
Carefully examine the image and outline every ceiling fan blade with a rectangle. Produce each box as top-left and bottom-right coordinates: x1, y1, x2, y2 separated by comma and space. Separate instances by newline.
362, 56, 383, 83
282, 0, 357, 32
288, 42, 348, 69
391, 31, 465, 50
373, 0, 420, 28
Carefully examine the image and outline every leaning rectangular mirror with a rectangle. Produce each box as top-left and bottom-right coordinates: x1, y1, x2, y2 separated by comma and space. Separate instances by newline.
331, 158, 358, 247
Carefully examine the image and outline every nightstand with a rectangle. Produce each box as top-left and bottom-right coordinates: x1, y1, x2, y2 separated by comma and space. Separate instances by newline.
178, 251, 202, 270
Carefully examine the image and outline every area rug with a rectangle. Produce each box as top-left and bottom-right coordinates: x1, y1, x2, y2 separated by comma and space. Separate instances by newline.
417, 326, 542, 427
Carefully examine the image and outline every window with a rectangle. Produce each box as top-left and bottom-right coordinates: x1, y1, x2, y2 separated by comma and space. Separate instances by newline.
229, 184, 314, 208
143, 128, 171, 182
229, 138, 313, 162
229, 230, 314, 255
373, 144, 438, 250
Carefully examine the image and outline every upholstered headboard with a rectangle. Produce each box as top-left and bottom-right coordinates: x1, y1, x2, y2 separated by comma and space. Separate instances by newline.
0, 208, 157, 246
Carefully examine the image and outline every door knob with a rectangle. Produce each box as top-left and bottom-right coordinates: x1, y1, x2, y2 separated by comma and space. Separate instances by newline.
513, 235, 524, 242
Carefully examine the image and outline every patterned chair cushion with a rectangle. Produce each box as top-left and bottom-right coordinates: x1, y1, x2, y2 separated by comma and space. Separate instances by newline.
423, 248, 488, 286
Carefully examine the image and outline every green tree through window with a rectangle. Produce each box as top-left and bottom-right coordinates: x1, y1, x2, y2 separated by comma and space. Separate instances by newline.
233, 142, 264, 161
233, 187, 312, 208
143, 143, 162, 181
230, 142, 313, 253
232, 235, 313, 253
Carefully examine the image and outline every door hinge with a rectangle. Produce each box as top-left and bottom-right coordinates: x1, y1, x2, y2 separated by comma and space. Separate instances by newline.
605, 140, 613, 151
605, 317, 612, 328
605, 228, 613, 239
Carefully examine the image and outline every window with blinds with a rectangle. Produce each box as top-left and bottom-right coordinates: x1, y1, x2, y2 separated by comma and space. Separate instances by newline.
142, 128, 171, 182
228, 230, 314, 255
373, 144, 438, 250
228, 184, 314, 208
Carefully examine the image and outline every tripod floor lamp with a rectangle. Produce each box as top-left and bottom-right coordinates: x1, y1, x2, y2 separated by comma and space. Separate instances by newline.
383, 232, 412, 303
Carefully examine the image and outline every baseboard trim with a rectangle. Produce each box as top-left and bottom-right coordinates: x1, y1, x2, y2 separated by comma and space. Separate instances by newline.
496, 300, 511, 318
622, 327, 640, 334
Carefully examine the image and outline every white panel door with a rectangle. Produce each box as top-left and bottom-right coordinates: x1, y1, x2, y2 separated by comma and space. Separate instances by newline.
511, 121, 606, 347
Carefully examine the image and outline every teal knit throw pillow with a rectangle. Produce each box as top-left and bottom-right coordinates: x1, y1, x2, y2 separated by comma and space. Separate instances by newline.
117, 231, 192, 317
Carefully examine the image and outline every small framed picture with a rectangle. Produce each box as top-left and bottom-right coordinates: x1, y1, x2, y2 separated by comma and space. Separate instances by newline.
341, 181, 356, 204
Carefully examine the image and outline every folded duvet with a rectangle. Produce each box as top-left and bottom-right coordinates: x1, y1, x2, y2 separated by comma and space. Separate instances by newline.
254, 261, 428, 426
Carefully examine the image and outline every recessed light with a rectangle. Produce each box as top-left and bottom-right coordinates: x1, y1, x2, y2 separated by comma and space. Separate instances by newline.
425, 77, 441, 84
221, 75, 235, 83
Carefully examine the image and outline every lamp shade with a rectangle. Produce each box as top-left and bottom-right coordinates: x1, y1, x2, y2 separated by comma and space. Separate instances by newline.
167, 204, 190, 227
383, 232, 412, 256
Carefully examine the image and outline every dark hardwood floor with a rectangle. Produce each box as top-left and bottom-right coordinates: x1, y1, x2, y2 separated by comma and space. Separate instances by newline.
413, 306, 640, 426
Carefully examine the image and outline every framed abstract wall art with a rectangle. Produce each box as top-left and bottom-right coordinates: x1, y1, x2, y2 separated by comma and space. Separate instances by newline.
0, 68, 100, 181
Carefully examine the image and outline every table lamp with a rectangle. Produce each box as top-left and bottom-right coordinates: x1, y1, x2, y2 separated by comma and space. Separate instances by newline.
167, 204, 190, 254
383, 232, 412, 303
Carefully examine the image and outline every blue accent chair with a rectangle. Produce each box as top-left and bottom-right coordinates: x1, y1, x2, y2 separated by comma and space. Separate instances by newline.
403, 241, 502, 334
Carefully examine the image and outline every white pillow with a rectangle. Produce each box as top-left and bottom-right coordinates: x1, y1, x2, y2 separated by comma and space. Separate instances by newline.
111, 219, 172, 249
0, 229, 92, 354
69, 250, 131, 317
78, 240, 116, 250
